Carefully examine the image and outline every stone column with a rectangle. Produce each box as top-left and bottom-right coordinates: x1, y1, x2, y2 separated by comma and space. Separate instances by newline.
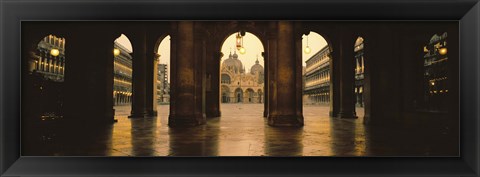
129, 29, 148, 118
168, 21, 207, 126
267, 22, 278, 120
267, 21, 304, 126
263, 52, 269, 117
206, 50, 221, 118
22, 28, 48, 121
329, 35, 341, 117
145, 43, 158, 117
63, 25, 116, 124
337, 30, 358, 119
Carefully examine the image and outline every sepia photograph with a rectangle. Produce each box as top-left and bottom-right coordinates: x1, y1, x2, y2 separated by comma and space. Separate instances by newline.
21, 21, 459, 157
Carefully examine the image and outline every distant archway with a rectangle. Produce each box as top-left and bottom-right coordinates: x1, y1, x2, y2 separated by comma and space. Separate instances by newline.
27, 34, 67, 118
246, 88, 255, 103
235, 88, 243, 103
155, 35, 171, 105
302, 31, 332, 110
221, 85, 230, 103
113, 34, 133, 110
219, 32, 265, 111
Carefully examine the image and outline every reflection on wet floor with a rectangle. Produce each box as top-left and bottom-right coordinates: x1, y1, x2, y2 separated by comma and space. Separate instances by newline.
23, 104, 458, 156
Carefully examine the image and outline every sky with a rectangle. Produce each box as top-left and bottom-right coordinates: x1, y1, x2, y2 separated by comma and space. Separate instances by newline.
220, 32, 264, 73
302, 32, 328, 66
114, 31, 329, 80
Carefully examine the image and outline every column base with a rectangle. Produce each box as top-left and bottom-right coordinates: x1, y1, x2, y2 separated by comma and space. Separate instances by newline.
329, 111, 337, 117
129, 110, 147, 118
145, 110, 158, 117
206, 110, 221, 118
363, 115, 371, 125
168, 114, 206, 127
267, 115, 304, 127
337, 111, 358, 119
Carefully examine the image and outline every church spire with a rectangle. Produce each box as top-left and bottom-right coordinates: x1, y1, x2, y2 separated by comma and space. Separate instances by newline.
255, 54, 259, 64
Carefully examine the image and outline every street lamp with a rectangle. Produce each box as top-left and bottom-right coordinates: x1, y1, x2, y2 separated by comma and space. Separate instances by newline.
239, 47, 246, 54
50, 48, 60, 56
113, 48, 121, 56
439, 47, 447, 55
236, 32, 246, 54
236, 32, 242, 50
304, 35, 311, 54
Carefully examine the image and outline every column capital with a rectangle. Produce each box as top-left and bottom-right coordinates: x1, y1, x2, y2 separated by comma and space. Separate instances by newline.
154, 53, 161, 61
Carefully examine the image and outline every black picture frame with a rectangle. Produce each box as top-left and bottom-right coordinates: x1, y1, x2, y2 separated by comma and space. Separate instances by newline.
1, 0, 479, 176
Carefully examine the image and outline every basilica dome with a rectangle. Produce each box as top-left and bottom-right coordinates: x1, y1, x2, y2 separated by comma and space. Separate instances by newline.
222, 50, 244, 74
250, 57, 264, 75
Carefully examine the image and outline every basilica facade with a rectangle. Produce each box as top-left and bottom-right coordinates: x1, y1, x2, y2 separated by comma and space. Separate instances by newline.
220, 51, 264, 103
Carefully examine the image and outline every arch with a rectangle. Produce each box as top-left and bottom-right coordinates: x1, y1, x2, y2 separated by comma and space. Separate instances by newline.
422, 32, 449, 111
215, 22, 267, 50
154, 33, 171, 53
257, 89, 263, 103
32, 34, 67, 82
246, 88, 255, 103
220, 32, 265, 75
221, 85, 231, 103
115, 34, 133, 53
27, 34, 68, 119
221, 73, 231, 84
218, 30, 266, 111
354, 36, 365, 111
302, 31, 333, 108
112, 34, 134, 108
234, 88, 244, 103
155, 35, 171, 105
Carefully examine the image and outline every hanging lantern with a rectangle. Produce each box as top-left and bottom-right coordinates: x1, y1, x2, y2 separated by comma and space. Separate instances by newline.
439, 47, 447, 55
236, 32, 242, 50
304, 46, 311, 54
113, 48, 121, 56
239, 47, 246, 54
304, 35, 311, 54
50, 48, 60, 56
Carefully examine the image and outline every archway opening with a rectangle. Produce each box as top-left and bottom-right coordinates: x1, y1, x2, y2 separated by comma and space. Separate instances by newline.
28, 34, 67, 119
155, 35, 171, 118
219, 32, 265, 116
23, 34, 67, 155
113, 34, 133, 117
302, 31, 332, 118
422, 32, 448, 112
354, 36, 365, 117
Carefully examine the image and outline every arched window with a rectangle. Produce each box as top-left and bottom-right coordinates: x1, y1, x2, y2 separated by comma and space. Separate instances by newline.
221, 74, 231, 84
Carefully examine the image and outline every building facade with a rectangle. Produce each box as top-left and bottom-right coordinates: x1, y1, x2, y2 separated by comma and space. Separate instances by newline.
354, 37, 365, 107
220, 51, 264, 103
29, 34, 66, 82
303, 39, 365, 107
25, 34, 66, 118
113, 42, 133, 105
157, 63, 170, 103
303, 46, 331, 105
423, 32, 448, 112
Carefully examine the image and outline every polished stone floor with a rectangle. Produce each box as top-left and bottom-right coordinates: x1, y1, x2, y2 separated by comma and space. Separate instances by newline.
108, 104, 367, 156
23, 104, 458, 156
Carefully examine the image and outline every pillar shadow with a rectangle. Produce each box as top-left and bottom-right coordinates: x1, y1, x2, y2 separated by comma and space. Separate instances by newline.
130, 118, 157, 156
168, 117, 219, 156
329, 118, 365, 156
264, 126, 303, 156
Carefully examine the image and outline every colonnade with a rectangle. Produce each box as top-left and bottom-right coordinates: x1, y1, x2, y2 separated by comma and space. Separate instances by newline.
22, 21, 459, 127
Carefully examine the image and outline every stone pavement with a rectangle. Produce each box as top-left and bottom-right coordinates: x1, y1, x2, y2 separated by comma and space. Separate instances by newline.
23, 104, 458, 156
